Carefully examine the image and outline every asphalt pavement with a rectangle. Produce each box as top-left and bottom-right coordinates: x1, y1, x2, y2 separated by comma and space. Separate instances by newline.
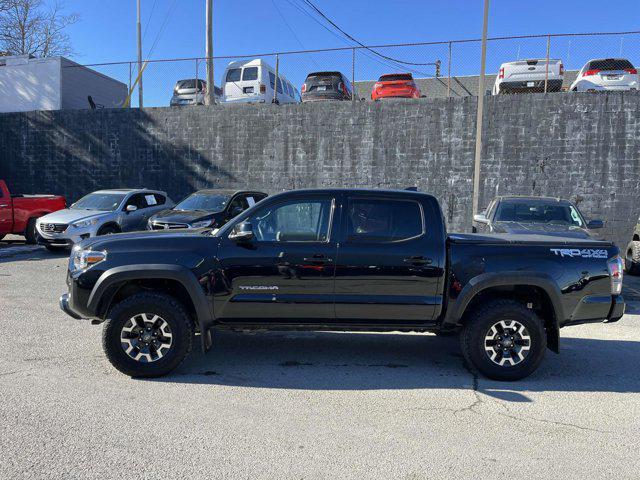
0, 239, 639, 479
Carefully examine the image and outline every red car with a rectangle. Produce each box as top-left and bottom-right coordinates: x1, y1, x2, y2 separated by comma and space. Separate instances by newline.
0, 180, 66, 244
371, 73, 421, 100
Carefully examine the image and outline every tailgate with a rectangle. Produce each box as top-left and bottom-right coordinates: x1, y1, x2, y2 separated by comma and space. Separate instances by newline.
504, 60, 561, 80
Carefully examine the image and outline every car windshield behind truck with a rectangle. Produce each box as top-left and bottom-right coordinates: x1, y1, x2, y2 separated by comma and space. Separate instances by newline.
175, 193, 231, 212
495, 200, 583, 227
71, 193, 126, 211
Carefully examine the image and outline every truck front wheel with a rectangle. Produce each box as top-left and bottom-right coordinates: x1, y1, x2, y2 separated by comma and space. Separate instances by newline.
460, 300, 546, 381
102, 292, 193, 377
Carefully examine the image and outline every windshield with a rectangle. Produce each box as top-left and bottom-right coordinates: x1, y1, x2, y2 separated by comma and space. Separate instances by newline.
495, 201, 584, 227
175, 193, 231, 212
71, 193, 125, 211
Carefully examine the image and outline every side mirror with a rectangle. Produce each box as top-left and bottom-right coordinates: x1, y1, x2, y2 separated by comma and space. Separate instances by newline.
125, 205, 137, 213
587, 219, 604, 229
228, 221, 254, 242
474, 213, 489, 224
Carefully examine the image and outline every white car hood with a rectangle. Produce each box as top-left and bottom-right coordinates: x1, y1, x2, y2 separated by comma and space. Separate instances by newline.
38, 208, 109, 224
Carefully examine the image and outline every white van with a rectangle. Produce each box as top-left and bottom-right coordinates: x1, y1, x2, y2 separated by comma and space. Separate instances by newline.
222, 58, 299, 104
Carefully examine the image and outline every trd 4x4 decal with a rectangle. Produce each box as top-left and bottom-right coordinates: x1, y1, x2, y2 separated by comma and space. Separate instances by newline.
550, 248, 608, 259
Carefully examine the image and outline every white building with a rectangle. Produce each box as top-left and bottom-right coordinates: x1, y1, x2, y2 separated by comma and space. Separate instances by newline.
0, 55, 128, 113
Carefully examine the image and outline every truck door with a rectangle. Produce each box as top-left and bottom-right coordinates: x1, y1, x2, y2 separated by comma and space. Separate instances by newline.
334, 194, 443, 323
214, 193, 338, 322
0, 183, 13, 235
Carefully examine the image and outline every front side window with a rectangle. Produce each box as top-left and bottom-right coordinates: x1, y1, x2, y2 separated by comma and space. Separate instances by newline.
71, 193, 126, 212
126, 193, 149, 210
244, 198, 333, 242
346, 198, 423, 243
242, 67, 258, 81
226, 68, 241, 82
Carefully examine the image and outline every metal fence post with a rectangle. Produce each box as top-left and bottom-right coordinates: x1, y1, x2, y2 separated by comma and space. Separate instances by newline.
195, 58, 199, 104
447, 41, 452, 97
352, 47, 356, 102
128, 62, 132, 98
544, 34, 551, 93
273, 54, 279, 104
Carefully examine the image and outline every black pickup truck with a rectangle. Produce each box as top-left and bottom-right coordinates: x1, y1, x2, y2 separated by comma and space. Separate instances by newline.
59, 189, 625, 380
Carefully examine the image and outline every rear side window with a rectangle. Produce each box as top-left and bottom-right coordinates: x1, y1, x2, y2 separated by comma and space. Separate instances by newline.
379, 74, 412, 82
269, 72, 276, 89
589, 59, 634, 71
242, 67, 258, 81
226, 68, 241, 82
346, 198, 424, 243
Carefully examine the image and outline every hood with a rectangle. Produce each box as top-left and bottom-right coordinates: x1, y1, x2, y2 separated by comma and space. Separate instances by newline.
78, 228, 219, 251
149, 209, 220, 225
493, 221, 593, 239
38, 208, 109, 224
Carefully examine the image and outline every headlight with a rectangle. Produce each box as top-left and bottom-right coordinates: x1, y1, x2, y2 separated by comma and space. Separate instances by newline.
72, 218, 99, 229
190, 220, 213, 229
70, 247, 107, 272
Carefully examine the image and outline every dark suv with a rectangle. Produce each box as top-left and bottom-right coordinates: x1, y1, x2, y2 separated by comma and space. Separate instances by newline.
148, 189, 267, 230
301, 71, 353, 102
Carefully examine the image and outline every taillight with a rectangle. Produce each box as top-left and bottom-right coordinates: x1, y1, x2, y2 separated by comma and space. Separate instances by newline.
625, 68, 638, 75
608, 256, 623, 295
301, 83, 306, 93
584, 69, 600, 76
559, 64, 564, 76
374, 82, 382, 89
260, 84, 266, 94
338, 82, 345, 94
499, 67, 504, 79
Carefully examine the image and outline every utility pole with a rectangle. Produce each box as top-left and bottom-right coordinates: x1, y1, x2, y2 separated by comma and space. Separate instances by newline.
137, 0, 143, 108
205, 0, 215, 105
472, 0, 489, 224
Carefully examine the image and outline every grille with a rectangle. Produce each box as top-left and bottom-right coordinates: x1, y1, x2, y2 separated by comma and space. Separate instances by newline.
150, 222, 189, 230
41, 223, 68, 233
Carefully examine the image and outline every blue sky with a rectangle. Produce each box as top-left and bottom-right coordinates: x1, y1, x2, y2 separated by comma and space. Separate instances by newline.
64, 0, 640, 106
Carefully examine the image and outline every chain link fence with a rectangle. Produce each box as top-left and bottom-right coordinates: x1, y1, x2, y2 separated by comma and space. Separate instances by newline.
64, 30, 640, 108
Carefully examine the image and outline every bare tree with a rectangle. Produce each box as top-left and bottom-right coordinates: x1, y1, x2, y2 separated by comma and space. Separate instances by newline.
0, 0, 79, 57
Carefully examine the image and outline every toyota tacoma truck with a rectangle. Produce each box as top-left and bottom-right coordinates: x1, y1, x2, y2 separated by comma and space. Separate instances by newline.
0, 180, 66, 244
59, 189, 625, 381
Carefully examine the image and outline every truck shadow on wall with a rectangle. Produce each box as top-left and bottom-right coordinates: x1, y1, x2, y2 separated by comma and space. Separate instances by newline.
154, 329, 640, 398
6, 109, 238, 203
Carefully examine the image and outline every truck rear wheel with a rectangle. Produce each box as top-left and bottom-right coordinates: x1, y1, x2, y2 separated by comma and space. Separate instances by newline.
102, 292, 193, 377
625, 241, 640, 275
460, 300, 546, 381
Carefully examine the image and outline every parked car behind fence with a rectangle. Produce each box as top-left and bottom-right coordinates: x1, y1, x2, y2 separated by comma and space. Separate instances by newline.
371, 73, 422, 100
570, 58, 638, 92
170, 79, 222, 106
301, 71, 353, 102
492, 59, 564, 95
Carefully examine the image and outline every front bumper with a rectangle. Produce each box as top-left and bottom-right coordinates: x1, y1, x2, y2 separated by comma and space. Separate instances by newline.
59, 293, 83, 319
37, 224, 98, 246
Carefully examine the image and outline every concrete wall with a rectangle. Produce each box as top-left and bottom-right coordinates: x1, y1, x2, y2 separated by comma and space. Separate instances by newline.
0, 93, 639, 247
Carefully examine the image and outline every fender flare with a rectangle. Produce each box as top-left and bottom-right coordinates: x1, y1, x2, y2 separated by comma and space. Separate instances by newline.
88, 264, 213, 341
443, 271, 565, 333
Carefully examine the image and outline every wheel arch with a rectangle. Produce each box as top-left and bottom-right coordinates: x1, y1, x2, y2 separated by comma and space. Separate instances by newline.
88, 265, 214, 350
444, 272, 564, 353
98, 222, 121, 234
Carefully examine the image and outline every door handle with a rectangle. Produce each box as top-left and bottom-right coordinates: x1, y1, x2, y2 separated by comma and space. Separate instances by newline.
403, 256, 432, 266
303, 255, 333, 264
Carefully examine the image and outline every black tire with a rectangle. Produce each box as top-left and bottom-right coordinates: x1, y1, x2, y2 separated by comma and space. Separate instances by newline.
24, 217, 38, 244
625, 241, 640, 275
102, 292, 193, 377
459, 299, 546, 381
98, 224, 120, 236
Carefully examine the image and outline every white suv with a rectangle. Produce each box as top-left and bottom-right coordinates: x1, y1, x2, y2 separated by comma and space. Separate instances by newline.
492, 59, 564, 95
570, 58, 638, 92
